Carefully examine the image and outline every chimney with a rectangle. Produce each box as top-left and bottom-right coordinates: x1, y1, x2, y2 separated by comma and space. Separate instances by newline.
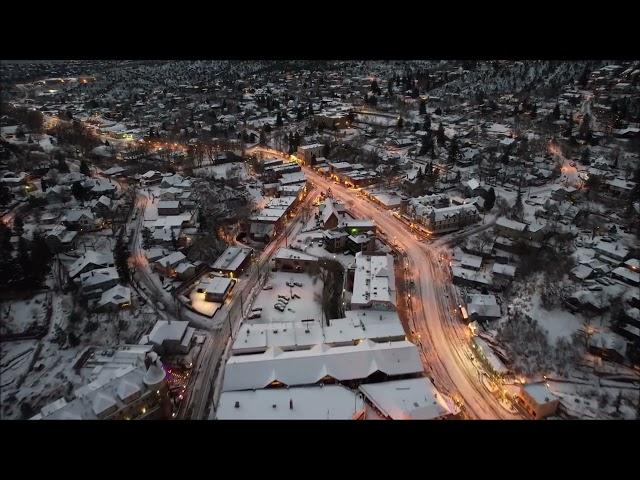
234, 401, 240, 409
289, 398, 293, 410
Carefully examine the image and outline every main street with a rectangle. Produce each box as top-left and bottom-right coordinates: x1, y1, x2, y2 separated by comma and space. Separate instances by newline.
297, 164, 521, 419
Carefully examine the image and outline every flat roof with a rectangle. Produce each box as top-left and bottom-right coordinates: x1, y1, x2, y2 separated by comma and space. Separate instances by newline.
212, 246, 252, 272
351, 253, 396, 309
359, 377, 459, 420
217, 385, 364, 420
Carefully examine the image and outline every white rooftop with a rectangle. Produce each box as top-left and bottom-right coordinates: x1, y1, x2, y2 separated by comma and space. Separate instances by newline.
359, 377, 460, 420
217, 385, 364, 420
223, 340, 423, 392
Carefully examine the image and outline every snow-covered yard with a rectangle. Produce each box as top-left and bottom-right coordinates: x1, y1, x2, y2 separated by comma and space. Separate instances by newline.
249, 271, 323, 324
0, 293, 49, 336
194, 162, 248, 181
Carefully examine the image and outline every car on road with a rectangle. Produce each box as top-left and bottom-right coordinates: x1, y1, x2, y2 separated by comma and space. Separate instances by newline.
262, 285, 273, 290
247, 312, 261, 320
294, 282, 303, 287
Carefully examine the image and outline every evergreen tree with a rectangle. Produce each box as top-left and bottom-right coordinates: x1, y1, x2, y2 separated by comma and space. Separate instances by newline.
114, 231, 131, 283
322, 143, 331, 158
55, 152, 70, 173
579, 113, 592, 141
13, 216, 24, 236
28, 232, 52, 288
387, 78, 393, 96
484, 187, 496, 211
276, 111, 283, 127
552, 103, 560, 120
0, 185, 11, 206
259, 129, 267, 145
80, 159, 90, 176
170, 228, 178, 250
419, 99, 427, 115
424, 115, 431, 131
308, 102, 314, 116
448, 137, 459, 164
397, 117, 404, 129
436, 123, 445, 145
71, 181, 86, 201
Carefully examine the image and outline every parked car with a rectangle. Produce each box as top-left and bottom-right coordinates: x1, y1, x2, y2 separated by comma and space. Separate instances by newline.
263, 285, 273, 290
248, 312, 261, 320
294, 282, 303, 287
274, 304, 285, 312
286, 281, 295, 287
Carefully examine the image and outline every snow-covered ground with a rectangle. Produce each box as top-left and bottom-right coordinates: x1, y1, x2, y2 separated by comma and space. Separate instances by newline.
0, 293, 48, 335
193, 162, 248, 181
548, 380, 639, 420
249, 271, 323, 324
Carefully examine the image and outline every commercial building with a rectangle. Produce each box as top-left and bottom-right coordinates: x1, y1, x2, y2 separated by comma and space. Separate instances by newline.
211, 246, 253, 278
519, 383, 560, 419
350, 252, 396, 311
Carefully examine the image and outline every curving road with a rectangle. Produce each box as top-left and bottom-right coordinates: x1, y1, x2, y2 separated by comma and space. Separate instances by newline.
300, 166, 522, 419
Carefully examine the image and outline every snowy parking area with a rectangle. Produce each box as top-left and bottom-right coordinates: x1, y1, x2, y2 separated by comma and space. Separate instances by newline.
249, 271, 323, 324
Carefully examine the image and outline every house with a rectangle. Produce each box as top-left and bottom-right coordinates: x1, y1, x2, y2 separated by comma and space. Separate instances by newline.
519, 383, 559, 419
144, 320, 195, 355
68, 251, 114, 279
346, 231, 376, 254
423, 204, 480, 234
153, 251, 187, 277
611, 266, 639, 286
140, 170, 162, 185
157, 200, 180, 216
588, 331, 627, 363
350, 253, 396, 311
90, 195, 112, 217
96, 285, 132, 311
319, 198, 347, 229
323, 230, 349, 253
44, 226, 78, 253
175, 262, 197, 280
63, 209, 98, 231
495, 217, 528, 240
492, 262, 517, 280
273, 248, 319, 272
466, 294, 501, 321
593, 240, 629, 262
211, 246, 253, 278
79, 267, 120, 298
203, 276, 234, 302
296, 144, 324, 165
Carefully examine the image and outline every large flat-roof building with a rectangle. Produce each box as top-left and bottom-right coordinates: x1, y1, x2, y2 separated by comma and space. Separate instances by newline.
350, 252, 396, 311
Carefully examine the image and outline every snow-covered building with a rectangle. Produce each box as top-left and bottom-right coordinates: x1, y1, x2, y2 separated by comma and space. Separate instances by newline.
142, 320, 195, 355
216, 385, 364, 420
31, 354, 170, 420
359, 377, 460, 420
519, 383, 559, 419
222, 340, 423, 392
350, 252, 396, 311
211, 246, 253, 277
